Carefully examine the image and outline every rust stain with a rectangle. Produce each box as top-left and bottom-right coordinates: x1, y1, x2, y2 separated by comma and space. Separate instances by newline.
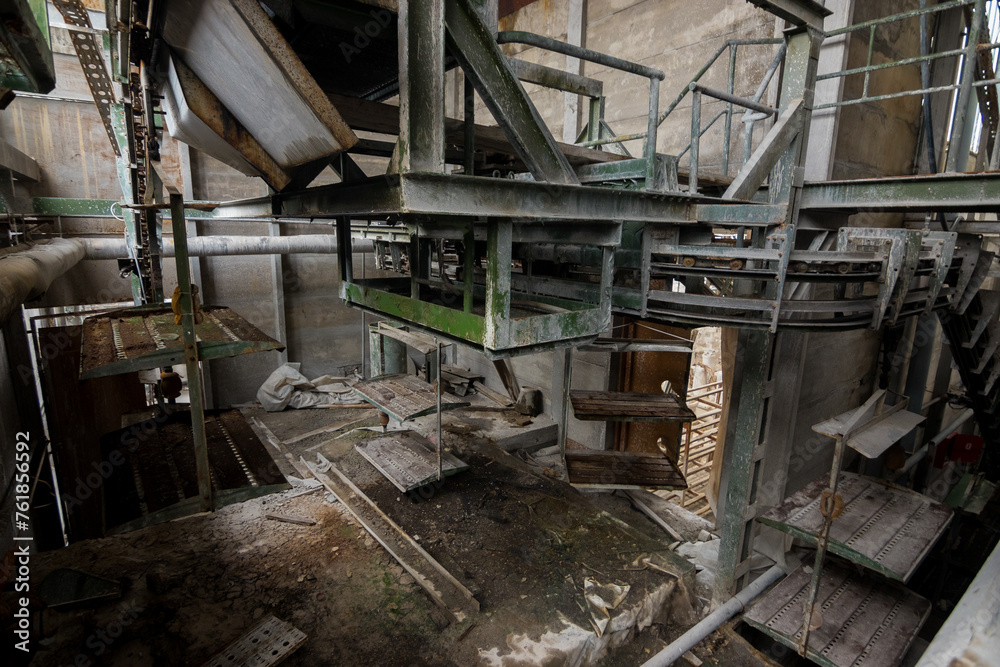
76, 108, 90, 198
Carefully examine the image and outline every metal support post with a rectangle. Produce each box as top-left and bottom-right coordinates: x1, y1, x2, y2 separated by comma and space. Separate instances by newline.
645, 77, 660, 184
463, 224, 475, 313
484, 220, 512, 349
946, 0, 986, 173
464, 75, 476, 174
398, 0, 446, 172
269, 222, 288, 366
170, 193, 212, 513
555, 346, 574, 459
436, 337, 443, 481
690, 87, 701, 194
713, 328, 773, 606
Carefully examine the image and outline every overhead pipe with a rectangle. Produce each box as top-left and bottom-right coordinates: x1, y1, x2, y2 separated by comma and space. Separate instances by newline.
640, 565, 785, 667
0, 239, 86, 325
80, 235, 373, 260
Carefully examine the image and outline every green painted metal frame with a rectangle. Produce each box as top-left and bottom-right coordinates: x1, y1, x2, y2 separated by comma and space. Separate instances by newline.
79, 303, 285, 379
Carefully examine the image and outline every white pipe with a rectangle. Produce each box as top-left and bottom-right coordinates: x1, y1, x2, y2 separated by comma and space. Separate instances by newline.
641, 565, 785, 667
0, 239, 86, 325
80, 235, 373, 259
897, 408, 976, 477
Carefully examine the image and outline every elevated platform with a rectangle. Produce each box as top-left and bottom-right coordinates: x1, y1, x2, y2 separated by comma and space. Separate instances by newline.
565, 451, 687, 490
353, 374, 469, 422
80, 304, 283, 379
757, 473, 952, 582
570, 391, 696, 422
744, 561, 930, 667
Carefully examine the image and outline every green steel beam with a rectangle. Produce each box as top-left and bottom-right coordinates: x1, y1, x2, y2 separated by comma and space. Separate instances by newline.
800, 172, 1000, 212
444, 0, 578, 185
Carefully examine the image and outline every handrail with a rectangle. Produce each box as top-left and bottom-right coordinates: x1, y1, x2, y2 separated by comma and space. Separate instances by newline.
496, 31, 665, 80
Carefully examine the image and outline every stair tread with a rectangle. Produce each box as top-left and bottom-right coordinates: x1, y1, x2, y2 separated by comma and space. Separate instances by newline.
757, 472, 952, 582
744, 561, 930, 667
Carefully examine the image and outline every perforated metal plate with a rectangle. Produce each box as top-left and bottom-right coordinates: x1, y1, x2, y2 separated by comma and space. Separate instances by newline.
52, 0, 120, 154
744, 562, 930, 667
202, 615, 306, 667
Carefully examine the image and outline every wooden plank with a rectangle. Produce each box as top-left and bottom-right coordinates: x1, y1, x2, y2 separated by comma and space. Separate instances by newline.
355, 430, 468, 493
304, 456, 479, 621
744, 562, 930, 667
570, 391, 696, 422
376, 322, 442, 355
0, 134, 39, 181
757, 473, 952, 582
565, 451, 687, 490
353, 374, 469, 422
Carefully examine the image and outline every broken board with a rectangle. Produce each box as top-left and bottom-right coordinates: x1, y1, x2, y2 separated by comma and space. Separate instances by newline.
570, 391, 696, 422
757, 472, 952, 582
743, 561, 930, 667
356, 430, 469, 492
354, 374, 469, 422
566, 451, 687, 490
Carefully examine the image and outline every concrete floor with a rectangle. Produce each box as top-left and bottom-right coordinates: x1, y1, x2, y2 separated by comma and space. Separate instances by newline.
14, 401, 731, 666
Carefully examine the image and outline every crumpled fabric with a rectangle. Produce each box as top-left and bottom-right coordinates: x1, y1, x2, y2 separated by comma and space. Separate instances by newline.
257, 362, 361, 412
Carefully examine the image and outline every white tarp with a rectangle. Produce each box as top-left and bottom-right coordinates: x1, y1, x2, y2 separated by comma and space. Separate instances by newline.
257, 363, 361, 412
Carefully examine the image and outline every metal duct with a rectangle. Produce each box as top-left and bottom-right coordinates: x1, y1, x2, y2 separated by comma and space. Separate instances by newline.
80, 235, 372, 259
0, 239, 86, 325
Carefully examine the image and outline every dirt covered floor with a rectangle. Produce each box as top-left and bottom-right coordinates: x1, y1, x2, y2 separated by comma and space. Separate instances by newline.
12, 403, 709, 666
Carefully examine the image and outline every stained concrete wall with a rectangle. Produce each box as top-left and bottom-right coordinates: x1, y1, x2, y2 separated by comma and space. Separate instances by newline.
483, 0, 779, 178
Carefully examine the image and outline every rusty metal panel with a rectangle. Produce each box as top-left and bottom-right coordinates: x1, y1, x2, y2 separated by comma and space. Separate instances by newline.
99, 408, 287, 532
744, 562, 930, 667
161, 0, 357, 169
757, 473, 953, 582
356, 430, 468, 492
79, 304, 284, 379
353, 373, 469, 422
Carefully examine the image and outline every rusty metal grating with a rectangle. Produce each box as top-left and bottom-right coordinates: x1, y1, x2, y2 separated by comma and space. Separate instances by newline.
99, 409, 287, 533
80, 305, 284, 379
744, 562, 930, 667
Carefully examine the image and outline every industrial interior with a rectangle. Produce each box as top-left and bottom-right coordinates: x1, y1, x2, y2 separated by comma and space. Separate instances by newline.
2, 0, 1000, 664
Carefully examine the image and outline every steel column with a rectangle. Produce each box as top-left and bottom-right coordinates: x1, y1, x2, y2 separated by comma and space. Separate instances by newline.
446, 0, 578, 184
485, 220, 512, 348
398, 0, 446, 172
713, 328, 773, 606
170, 193, 212, 513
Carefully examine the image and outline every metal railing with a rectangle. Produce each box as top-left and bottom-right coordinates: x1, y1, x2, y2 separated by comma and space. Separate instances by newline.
578, 38, 786, 191
669, 379, 724, 516
496, 31, 665, 172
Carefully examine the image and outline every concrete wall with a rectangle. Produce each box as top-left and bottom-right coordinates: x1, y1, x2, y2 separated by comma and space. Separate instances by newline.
486, 0, 778, 177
